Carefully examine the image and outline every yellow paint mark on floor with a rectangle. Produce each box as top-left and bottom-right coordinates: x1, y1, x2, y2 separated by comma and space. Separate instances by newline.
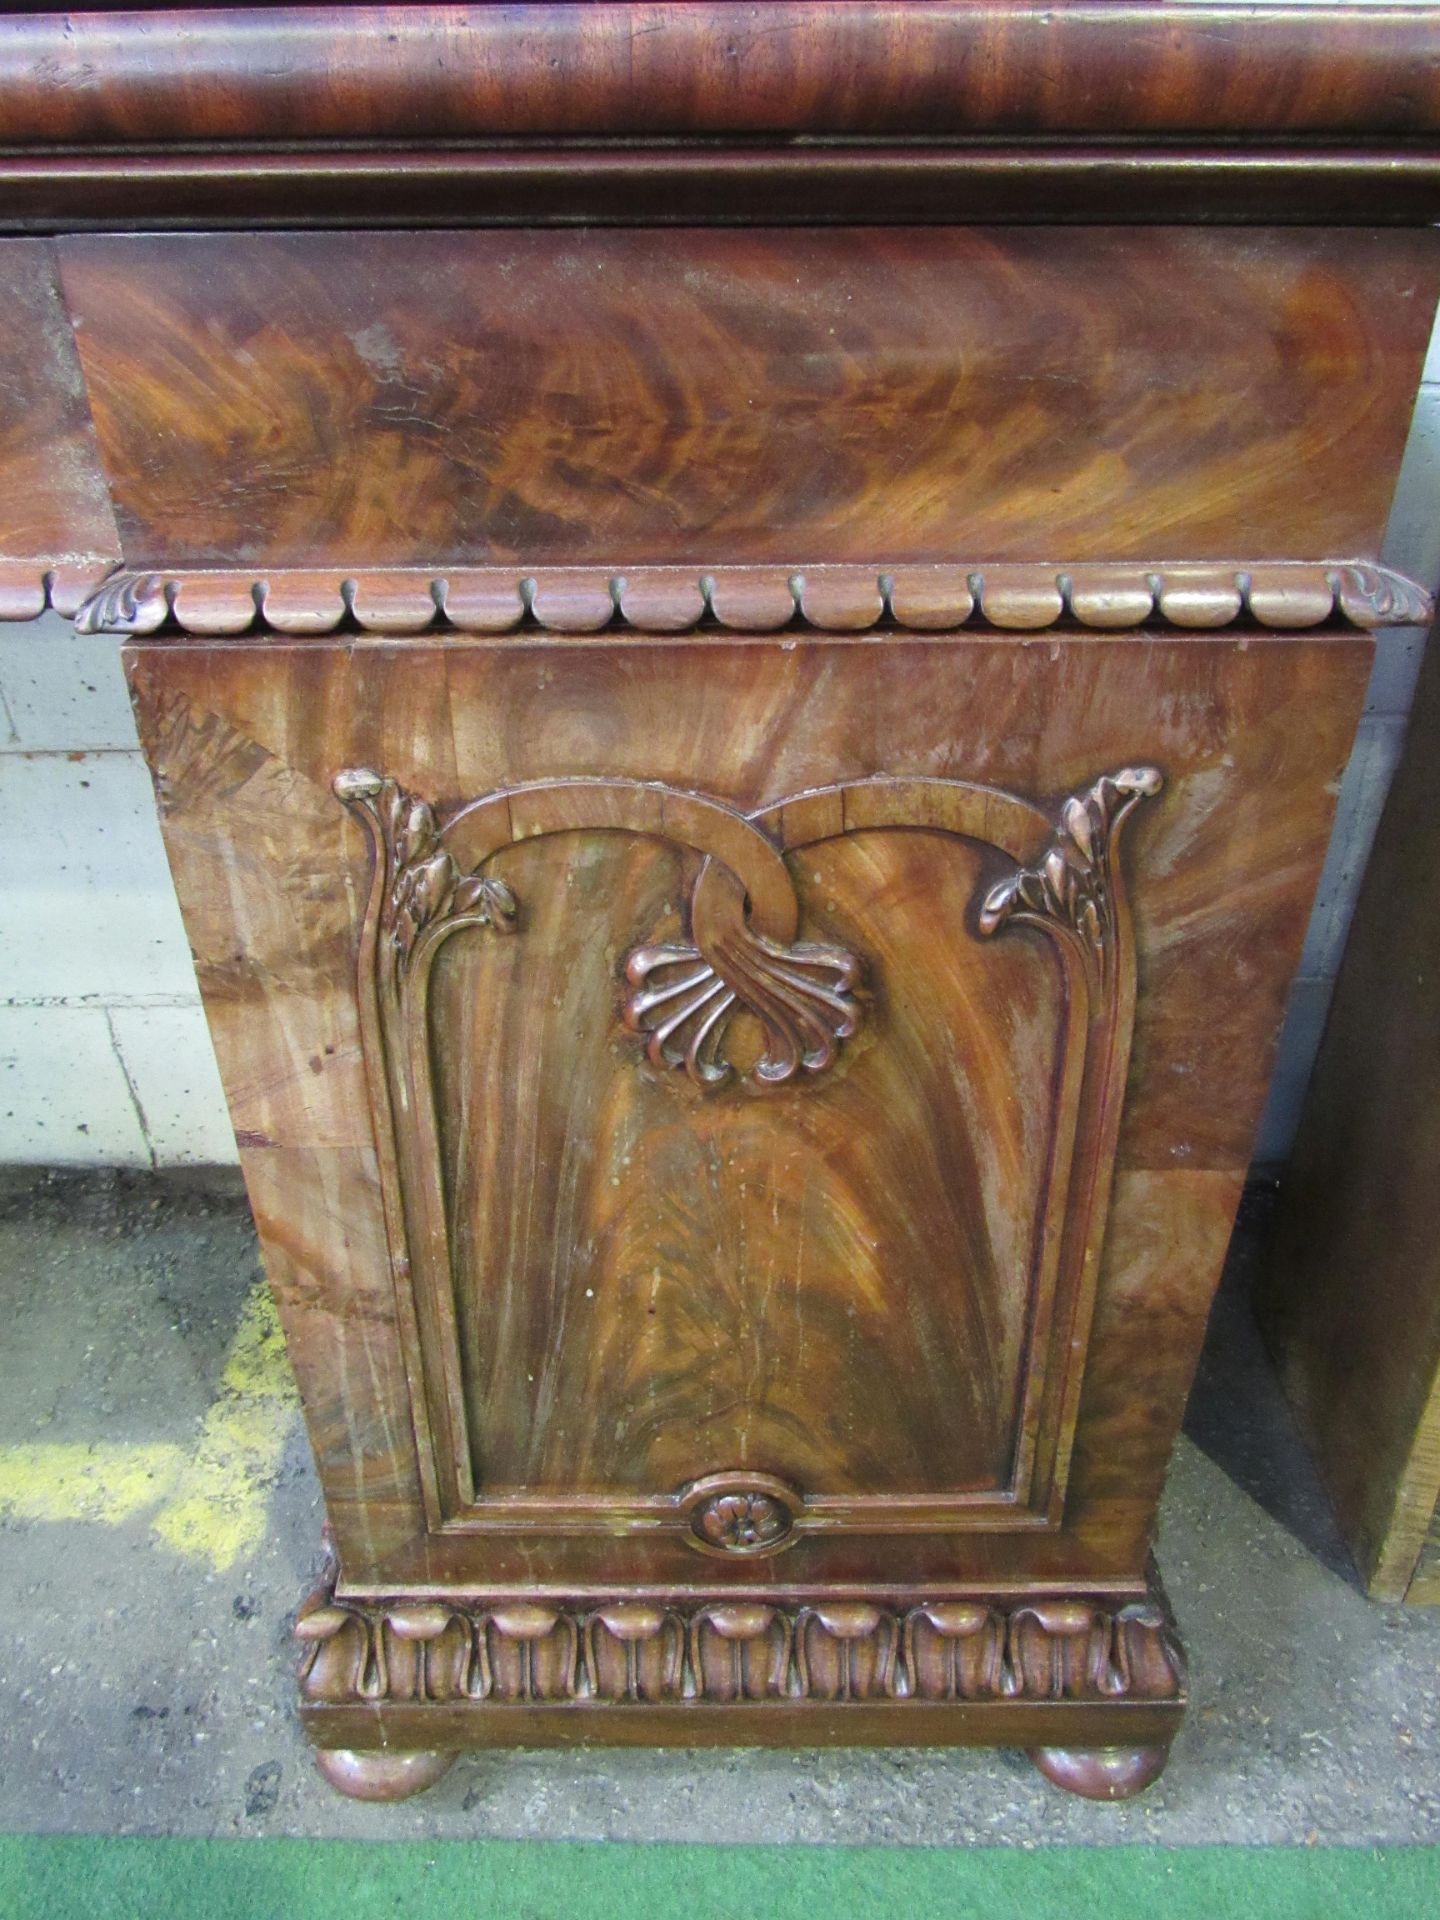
0, 1280, 298, 1572
152, 1280, 297, 1571
0, 1442, 185, 1524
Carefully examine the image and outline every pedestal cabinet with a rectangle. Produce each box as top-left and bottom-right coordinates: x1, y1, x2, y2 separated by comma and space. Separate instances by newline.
2, 3, 1438, 1802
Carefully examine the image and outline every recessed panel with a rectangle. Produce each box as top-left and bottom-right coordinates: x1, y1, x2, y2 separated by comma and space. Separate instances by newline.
431, 828, 1063, 1506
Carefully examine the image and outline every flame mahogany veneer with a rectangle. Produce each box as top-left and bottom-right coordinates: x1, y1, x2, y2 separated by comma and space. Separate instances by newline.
2, 1, 1438, 1803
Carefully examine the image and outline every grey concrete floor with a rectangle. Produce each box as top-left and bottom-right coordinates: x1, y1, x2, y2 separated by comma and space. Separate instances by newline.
0, 1170, 1437, 1845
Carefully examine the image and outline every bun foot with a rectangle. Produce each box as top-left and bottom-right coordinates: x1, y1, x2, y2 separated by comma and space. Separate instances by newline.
314, 1747, 455, 1802
1029, 1743, 1171, 1801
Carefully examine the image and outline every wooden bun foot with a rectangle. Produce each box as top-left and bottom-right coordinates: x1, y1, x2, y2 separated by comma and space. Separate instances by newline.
314, 1747, 455, 1802
1028, 1743, 1171, 1801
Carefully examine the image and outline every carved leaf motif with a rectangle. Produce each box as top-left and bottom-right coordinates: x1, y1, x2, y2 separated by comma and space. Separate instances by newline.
334, 768, 518, 963
1331, 562, 1434, 629
72, 571, 170, 636
979, 765, 1162, 988
624, 931, 861, 1090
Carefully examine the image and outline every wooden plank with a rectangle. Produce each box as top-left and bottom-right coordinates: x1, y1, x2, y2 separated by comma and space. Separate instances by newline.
1407, 1501, 1440, 1604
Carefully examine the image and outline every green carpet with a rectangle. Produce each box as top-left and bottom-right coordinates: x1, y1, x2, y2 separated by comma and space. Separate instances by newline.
1, 1838, 1437, 1920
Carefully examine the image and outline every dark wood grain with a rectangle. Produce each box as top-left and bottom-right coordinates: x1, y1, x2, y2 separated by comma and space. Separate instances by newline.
59, 228, 1440, 572
1260, 623, 1440, 1604
4, 6, 1440, 144
8, 3, 1440, 235
0, 238, 118, 613
337, 761, 1153, 1544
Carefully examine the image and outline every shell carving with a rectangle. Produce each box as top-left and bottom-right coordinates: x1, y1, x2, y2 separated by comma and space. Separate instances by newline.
624, 929, 861, 1090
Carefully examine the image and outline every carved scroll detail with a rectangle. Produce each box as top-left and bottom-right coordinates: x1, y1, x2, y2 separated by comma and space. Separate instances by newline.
73, 569, 169, 635
1330, 562, 1434, 629
978, 767, 1163, 993
338, 766, 863, 1092
296, 1570, 1185, 1709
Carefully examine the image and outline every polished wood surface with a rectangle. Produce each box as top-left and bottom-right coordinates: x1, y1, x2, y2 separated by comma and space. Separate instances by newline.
313, 1747, 455, 1802
4, 6, 1439, 144
1261, 624, 1440, 1604
58, 228, 1439, 572
6, 5, 1440, 229
122, 608, 1365, 1789
335, 760, 1152, 1539
0, 239, 119, 614
14, 144, 1440, 233
1029, 1745, 1172, 1802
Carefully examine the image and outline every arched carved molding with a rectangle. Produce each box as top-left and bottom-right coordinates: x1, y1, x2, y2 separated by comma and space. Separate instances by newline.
73, 559, 1433, 637
334, 762, 1161, 1541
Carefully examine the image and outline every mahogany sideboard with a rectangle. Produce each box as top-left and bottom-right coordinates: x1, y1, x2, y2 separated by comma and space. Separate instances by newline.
2, 3, 1439, 1803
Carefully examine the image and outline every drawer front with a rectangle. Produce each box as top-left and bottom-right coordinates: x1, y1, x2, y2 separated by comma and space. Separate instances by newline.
126, 625, 1368, 1590
60, 225, 1438, 572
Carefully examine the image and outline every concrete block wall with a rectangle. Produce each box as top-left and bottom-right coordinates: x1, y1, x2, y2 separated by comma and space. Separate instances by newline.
2, 309, 1437, 1168
0, 614, 234, 1166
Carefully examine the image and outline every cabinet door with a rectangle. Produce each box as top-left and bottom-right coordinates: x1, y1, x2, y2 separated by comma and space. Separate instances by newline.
126, 625, 1369, 1590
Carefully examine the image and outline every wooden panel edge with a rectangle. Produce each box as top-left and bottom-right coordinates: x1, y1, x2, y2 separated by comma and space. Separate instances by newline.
9, 145, 1440, 230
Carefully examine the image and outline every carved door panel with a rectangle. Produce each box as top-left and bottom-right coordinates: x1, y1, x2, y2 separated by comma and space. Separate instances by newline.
338, 758, 1155, 1556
